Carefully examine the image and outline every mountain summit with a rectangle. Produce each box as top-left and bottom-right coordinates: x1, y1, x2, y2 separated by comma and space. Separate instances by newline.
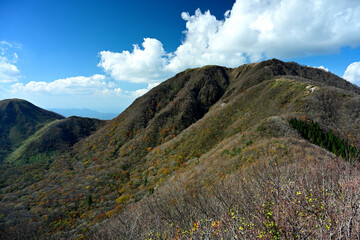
76, 59, 360, 162
0, 99, 107, 165
0, 99, 64, 162
1, 59, 360, 239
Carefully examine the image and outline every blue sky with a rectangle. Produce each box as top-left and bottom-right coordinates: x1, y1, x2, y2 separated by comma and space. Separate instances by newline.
1, 0, 360, 114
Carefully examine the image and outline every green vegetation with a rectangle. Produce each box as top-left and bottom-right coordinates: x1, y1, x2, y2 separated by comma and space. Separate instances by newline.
0, 99, 64, 162
5, 120, 59, 165
289, 118, 359, 160
4, 116, 105, 165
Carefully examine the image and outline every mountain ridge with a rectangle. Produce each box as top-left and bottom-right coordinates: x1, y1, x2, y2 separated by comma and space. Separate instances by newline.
74, 59, 360, 162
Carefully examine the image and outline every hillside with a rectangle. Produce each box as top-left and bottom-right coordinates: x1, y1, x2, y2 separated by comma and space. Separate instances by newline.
1, 59, 360, 239
5, 116, 106, 165
75, 59, 360, 168
0, 99, 65, 162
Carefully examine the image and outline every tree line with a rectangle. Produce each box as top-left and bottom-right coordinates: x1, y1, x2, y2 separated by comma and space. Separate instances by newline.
289, 118, 359, 161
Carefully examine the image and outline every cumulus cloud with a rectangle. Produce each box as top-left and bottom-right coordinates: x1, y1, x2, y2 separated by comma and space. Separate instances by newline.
98, 0, 360, 83
11, 74, 113, 94
130, 82, 160, 97
343, 62, 360, 85
5, 73, 144, 112
9, 73, 158, 99
165, 9, 226, 72
308, 66, 329, 72
0, 41, 21, 83
316, 66, 329, 72
207, 0, 360, 60
98, 38, 169, 83
0, 62, 21, 83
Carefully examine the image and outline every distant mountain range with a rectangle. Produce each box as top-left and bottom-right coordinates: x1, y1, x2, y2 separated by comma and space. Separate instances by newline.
49, 108, 118, 120
1, 59, 360, 239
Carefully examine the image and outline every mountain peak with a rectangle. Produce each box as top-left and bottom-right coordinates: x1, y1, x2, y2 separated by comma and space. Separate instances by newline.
0, 98, 64, 119
0, 99, 65, 162
229, 59, 360, 95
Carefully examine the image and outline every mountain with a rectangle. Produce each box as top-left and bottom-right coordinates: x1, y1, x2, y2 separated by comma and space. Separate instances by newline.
1, 59, 360, 239
49, 108, 118, 120
0, 99, 106, 165
0, 99, 64, 162
75, 59, 360, 163
5, 116, 106, 165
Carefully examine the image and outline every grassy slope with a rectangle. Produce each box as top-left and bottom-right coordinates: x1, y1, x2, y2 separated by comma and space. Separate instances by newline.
142, 78, 308, 184
5, 120, 60, 165
5, 117, 106, 165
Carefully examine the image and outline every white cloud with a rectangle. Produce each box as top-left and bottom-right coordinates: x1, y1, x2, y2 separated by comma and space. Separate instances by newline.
308, 66, 329, 72
9, 73, 159, 98
1, 41, 157, 111
98, 38, 170, 83
316, 66, 329, 72
6, 74, 159, 112
98, 0, 360, 84
343, 62, 360, 85
130, 82, 160, 97
165, 9, 225, 72
11, 74, 112, 94
0, 62, 21, 83
0, 41, 21, 83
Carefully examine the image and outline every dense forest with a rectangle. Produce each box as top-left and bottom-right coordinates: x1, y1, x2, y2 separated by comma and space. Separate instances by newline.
289, 118, 359, 161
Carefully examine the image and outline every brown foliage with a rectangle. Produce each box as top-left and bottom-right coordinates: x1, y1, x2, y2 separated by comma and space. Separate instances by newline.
87, 155, 360, 239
